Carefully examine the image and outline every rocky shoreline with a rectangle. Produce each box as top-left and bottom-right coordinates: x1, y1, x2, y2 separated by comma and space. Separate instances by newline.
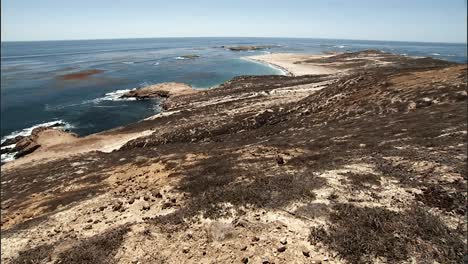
1, 50, 466, 264
1, 123, 77, 161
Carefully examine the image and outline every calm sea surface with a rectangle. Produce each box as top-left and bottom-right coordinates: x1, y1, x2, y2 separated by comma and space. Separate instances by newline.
1, 37, 466, 144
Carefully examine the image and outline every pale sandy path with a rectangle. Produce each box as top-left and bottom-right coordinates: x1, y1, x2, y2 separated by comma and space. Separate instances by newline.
246, 53, 338, 76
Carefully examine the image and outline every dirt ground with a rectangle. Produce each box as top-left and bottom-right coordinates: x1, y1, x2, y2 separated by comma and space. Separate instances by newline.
1, 50, 466, 264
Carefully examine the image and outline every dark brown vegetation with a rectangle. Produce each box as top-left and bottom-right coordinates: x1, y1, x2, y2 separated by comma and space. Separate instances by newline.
11, 244, 54, 264
415, 184, 466, 215
11, 226, 129, 264
339, 172, 381, 189
56, 225, 129, 264
309, 204, 465, 263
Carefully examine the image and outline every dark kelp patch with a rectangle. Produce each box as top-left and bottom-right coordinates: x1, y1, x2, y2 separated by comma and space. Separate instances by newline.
56, 69, 104, 80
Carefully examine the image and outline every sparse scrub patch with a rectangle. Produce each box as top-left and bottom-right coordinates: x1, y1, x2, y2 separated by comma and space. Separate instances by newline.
339, 172, 381, 189
415, 185, 466, 215
11, 244, 54, 264
56, 225, 130, 264
308, 204, 465, 263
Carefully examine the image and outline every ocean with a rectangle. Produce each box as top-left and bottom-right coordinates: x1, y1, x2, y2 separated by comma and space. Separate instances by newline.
1, 37, 466, 161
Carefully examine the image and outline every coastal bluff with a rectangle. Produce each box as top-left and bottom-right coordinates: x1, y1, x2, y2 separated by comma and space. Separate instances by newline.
2, 50, 466, 264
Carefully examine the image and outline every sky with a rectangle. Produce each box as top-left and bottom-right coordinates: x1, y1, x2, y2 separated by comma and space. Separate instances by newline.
1, 0, 467, 43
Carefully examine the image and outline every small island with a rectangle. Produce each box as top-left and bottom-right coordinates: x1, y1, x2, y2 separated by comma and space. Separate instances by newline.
178, 54, 200, 59
221, 45, 280, 51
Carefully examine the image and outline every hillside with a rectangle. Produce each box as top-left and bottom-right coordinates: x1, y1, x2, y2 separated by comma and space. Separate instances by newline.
1, 51, 466, 263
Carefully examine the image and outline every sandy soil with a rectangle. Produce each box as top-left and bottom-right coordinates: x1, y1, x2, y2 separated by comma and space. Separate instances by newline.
1, 130, 154, 172
246, 53, 339, 76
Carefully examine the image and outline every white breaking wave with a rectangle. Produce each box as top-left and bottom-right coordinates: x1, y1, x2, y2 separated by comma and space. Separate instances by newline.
46, 89, 139, 111
334, 45, 347, 49
86, 89, 137, 103
1, 144, 17, 162
153, 62, 160, 66
175, 56, 186, 60
1, 144, 16, 150
1, 120, 74, 144
1, 152, 16, 163
122, 61, 135, 65
1, 120, 74, 163
431, 53, 441, 56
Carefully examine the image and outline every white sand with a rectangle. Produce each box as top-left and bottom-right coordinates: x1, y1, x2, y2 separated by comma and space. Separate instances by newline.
246, 53, 338, 76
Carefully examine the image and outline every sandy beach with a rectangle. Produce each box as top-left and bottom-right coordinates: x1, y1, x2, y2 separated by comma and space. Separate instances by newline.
246, 53, 339, 76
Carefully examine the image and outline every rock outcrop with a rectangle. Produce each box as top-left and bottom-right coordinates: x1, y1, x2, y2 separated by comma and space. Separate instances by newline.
222, 45, 279, 51
120, 82, 198, 100
2, 125, 78, 159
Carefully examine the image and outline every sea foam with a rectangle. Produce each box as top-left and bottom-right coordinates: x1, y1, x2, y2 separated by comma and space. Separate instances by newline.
1, 152, 16, 163
1, 120, 74, 144
87, 89, 137, 103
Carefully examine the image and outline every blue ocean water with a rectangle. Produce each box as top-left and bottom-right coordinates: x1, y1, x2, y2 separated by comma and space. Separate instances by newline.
1, 38, 466, 143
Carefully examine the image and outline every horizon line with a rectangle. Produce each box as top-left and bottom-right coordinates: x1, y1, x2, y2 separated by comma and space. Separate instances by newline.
1, 36, 467, 45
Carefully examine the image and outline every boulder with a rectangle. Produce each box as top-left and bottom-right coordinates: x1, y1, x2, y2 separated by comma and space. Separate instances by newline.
277, 245, 287, 252
14, 142, 41, 159
1, 135, 25, 147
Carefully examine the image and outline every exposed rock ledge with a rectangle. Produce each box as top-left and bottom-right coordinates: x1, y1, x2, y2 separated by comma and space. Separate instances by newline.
2, 126, 78, 159
120, 82, 198, 100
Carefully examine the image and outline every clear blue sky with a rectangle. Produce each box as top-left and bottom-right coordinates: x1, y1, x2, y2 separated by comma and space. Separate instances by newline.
1, 0, 467, 43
